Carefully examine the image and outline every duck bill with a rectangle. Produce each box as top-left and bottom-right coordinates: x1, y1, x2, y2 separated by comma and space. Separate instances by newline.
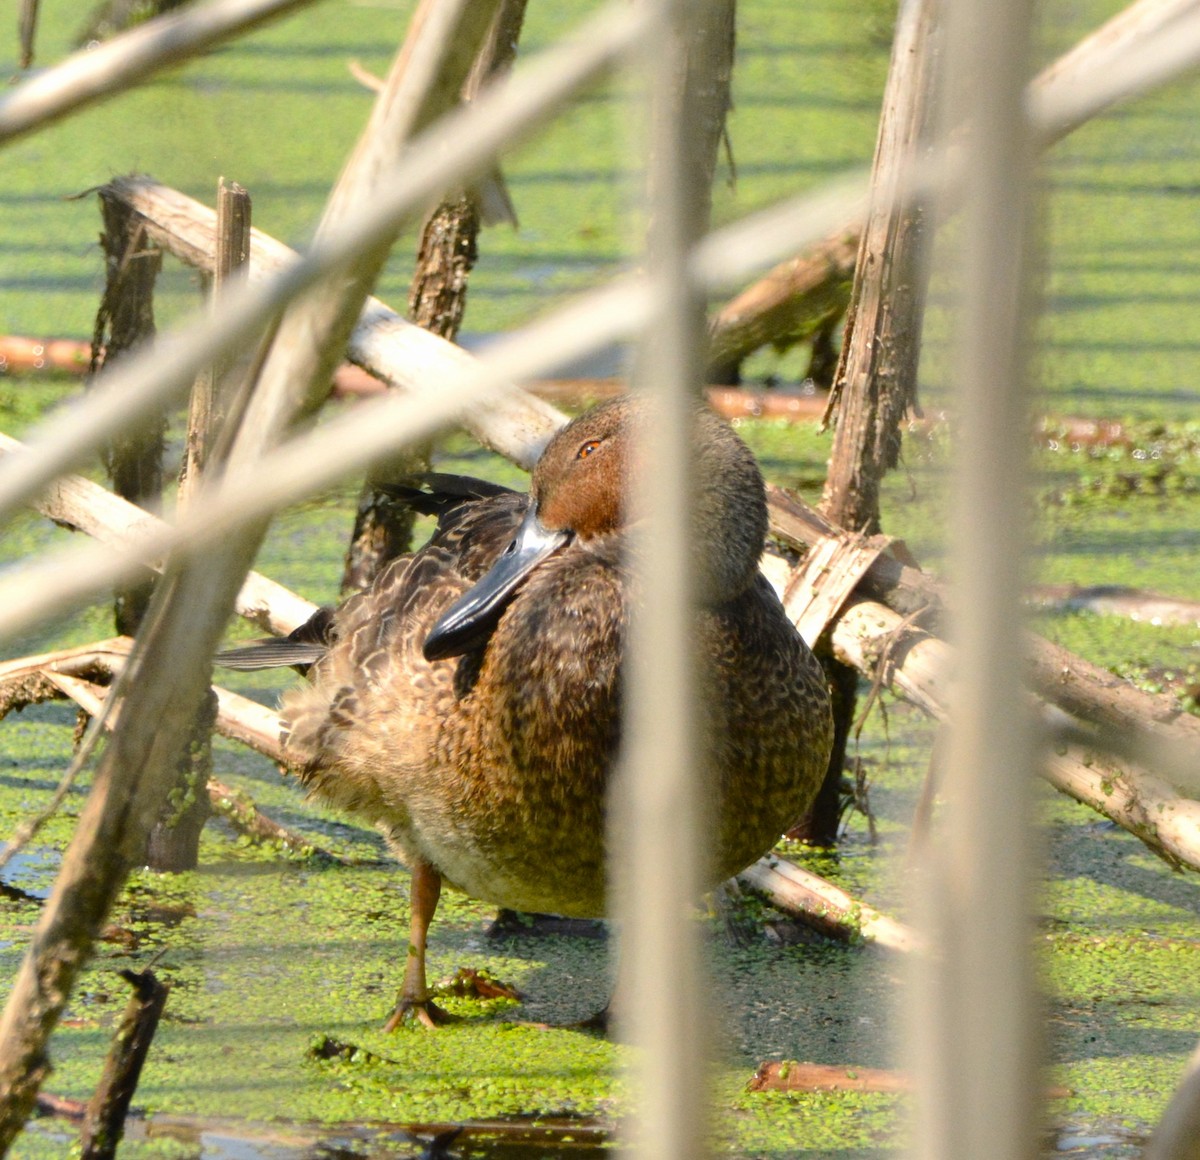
423, 506, 570, 662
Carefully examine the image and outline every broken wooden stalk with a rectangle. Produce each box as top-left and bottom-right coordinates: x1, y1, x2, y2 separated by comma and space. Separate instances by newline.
342, 0, 531, 593
78, 969, 168, 1160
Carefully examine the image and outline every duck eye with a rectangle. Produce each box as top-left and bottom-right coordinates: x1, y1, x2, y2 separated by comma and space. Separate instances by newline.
576, 439, 602, 460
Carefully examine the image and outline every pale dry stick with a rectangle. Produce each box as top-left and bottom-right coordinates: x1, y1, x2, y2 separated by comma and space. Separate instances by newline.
917, 0, 1043, 1149
1029, 0, 1200, 145
105, 170, 865, 462
155, 180, 255, 874
1143, 1038, 1200, 1160
0, 0, 317, 145
0, 287, 632, 644
614, 0, 713, 1155
1033, 0, 1200, 97
211, 687, 289, 764
0, 1, 651, 524
737, 857, 919, 953
0, 432, 318, 635
0, 638, 132, 684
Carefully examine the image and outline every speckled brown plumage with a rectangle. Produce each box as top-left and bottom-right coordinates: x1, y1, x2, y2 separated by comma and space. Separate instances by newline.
273, 397, 832, 1026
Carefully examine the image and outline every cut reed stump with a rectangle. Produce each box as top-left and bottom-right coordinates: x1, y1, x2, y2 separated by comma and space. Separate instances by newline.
78, 969, 168, 1160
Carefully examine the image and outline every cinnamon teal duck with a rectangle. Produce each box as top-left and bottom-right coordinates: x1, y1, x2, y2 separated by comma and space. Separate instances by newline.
221, 397, 833, 1028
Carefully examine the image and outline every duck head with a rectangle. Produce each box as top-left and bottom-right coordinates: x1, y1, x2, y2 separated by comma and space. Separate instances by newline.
423, 396, 768, 662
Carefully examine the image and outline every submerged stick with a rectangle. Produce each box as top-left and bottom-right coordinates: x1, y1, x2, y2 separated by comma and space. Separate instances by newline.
748, 1060, 908, 1094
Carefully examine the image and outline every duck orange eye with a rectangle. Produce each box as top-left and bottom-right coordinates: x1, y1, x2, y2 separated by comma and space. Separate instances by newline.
576, 439, 602, 460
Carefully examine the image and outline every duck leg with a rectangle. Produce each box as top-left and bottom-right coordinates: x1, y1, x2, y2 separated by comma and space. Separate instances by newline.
384, 857, 452, 1031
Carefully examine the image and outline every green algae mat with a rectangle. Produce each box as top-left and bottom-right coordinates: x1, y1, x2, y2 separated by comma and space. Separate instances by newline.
3, 0, 1200, 1156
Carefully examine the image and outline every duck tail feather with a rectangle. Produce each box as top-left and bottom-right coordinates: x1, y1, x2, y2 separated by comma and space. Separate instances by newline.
214, 639, 328, 671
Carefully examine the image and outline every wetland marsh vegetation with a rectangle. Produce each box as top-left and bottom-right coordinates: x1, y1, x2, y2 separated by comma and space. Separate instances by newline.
1, 0, 1199, 1156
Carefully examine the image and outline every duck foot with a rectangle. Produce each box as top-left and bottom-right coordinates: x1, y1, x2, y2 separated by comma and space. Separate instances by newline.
382, 997, 458, 1032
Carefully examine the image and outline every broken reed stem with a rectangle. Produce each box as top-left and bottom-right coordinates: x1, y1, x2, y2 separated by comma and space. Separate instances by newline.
821, 0, 941, 535
79, 970, 169, 1160
342, 0, 531, 593
150, 178, 253, 875
181, 178, 252, 490
91, 193, 164, 637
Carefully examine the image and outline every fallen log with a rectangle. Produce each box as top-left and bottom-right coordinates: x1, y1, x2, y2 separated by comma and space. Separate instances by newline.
1043, 746, 1200, 873
747, 1060, 907, 1095
704, 230, 858, 384
1028, 584, 1200, 628
746, 1060, 1072, 1099
0, 335, 92, 374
